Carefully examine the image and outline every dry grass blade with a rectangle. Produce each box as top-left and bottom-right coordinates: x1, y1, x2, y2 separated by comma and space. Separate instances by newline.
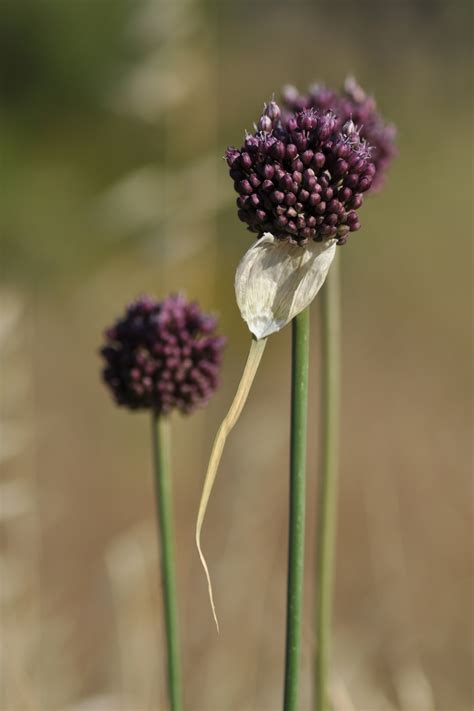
196, 337, 267, 631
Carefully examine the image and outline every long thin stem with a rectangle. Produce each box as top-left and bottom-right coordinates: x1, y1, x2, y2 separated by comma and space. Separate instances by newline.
151, 414, 183, 711
314, 255, 341, 711
284, 307, 310, 711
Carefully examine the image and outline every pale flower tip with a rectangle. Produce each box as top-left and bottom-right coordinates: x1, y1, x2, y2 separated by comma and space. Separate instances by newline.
235, 233, 336, 338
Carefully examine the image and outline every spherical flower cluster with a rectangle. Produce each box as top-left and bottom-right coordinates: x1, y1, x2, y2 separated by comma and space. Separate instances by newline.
100, 294, 226, 415
226, 100, 375, 246
281, 77, 396, 191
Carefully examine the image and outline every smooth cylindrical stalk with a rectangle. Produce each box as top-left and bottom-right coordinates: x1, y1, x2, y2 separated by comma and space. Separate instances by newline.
314, 255, 341, 711
284, 307, 310, 711
151, 414, 183, 711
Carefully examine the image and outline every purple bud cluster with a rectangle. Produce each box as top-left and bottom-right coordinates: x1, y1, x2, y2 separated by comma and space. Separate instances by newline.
282, 77, 396, 191
100, 295, 226, 415
226, 100, 375, 246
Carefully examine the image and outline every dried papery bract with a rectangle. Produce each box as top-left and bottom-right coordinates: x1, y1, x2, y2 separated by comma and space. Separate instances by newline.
235, 233, 337, 339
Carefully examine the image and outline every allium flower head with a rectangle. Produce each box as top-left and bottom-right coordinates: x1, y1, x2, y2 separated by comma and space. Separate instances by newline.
281, 76, 396, 191
100, 294, 225, 415
226, 100, 375, 247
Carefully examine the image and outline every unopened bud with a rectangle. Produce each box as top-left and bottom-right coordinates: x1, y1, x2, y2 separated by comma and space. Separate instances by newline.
265, 100, 281, 122
258, 115, 272, 132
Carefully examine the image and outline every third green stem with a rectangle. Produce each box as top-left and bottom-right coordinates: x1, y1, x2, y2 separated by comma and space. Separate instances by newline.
315, 254, 341, 711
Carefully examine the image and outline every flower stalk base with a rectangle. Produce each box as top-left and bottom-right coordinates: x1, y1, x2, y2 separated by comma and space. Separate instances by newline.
284, 307, 310, 711
152, 414, 183, 711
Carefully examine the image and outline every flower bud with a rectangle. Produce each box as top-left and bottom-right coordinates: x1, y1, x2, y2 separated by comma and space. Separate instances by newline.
265, 100, 281, 122
263, 163, 275, 180
270, 141, 286, 160
240, 152, 253, 170
258, 114, 273, 132
343, 119, 357, 136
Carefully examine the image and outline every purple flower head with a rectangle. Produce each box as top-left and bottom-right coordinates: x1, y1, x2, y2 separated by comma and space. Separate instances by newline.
282, 77, 396, 191
100, 294, 226, 415
226, 100, 375, 246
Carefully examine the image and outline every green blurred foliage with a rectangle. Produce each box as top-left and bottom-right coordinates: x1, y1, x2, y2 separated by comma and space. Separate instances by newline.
0, 0, 133, 109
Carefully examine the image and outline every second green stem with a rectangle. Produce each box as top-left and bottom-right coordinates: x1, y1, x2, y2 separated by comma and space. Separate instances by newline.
284, 307, 310, 711
151, 414, 183, 711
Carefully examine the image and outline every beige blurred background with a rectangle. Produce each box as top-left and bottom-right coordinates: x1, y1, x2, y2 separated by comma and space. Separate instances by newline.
0, 1, 472, 710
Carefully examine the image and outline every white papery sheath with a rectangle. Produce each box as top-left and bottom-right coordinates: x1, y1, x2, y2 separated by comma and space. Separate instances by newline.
235, 232, 337, 339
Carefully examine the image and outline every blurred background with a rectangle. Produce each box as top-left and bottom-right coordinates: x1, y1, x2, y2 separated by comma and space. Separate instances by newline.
0, 1, 472, 709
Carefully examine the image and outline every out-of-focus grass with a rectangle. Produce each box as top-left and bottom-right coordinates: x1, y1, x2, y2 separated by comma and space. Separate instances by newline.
0, 0, 472, 709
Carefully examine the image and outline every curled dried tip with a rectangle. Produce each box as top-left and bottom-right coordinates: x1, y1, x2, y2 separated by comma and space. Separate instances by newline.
196, 337, 267, 631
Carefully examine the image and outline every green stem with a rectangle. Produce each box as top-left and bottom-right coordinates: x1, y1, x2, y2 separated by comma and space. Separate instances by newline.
314, 255, 341, 711
284, 307, 310, 711
151, 414, 183, 711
